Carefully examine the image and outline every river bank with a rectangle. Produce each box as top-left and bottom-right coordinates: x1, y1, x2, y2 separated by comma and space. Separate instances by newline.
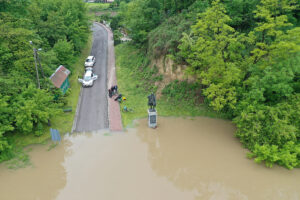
115, 43, 227, 128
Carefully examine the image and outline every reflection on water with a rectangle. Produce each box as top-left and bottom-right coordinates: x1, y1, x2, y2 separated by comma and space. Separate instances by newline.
0, 117, 299, 200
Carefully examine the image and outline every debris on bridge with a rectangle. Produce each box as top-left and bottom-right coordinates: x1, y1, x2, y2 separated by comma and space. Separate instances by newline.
50, 128, 61, 142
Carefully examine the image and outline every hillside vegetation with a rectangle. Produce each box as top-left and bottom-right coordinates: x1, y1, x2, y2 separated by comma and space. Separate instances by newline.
0, 0, 89, 161
111, 0, 300, 169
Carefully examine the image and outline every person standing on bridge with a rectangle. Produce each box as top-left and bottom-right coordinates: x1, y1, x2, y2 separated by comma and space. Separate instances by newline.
108, 88, 112, 98
111, 85, 118, 95
110, 85, 117, 95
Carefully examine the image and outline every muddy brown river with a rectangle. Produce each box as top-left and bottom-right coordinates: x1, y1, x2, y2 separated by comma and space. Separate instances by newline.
0, 117, 299, 200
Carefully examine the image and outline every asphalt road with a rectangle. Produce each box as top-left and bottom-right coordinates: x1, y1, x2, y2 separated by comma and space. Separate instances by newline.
74, 23, 109, 132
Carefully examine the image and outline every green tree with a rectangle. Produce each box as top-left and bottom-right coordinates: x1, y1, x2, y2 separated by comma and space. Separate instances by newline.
249, 0, 298, 64
162, 0, 197, 14
148, 14, 193, 58
223, 0, 260, 31
233, 0, 300, 168
239, 0, 300, 105
38, 11, 67, 47
0, 0, 29, 16
53, 38, 75, 68
179, 0, 247, 111
235, 94, 300, 169
0, 95, 13, 154
13, 85, 61, 136
59, 0, 89, 52
120, 0, 161, 44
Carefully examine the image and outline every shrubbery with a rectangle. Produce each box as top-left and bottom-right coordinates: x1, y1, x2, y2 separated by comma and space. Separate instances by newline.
148, 15, 192, 60
162, 80, 202, 104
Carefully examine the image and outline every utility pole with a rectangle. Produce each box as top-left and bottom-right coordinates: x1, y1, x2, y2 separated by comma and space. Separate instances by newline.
30, 41, 40, 89
36, 51, 45, 78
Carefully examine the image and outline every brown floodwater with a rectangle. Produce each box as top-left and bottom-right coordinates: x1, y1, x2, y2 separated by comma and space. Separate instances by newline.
0, 117, 299, 200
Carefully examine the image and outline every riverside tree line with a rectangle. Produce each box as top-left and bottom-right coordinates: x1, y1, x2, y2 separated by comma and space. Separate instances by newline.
112, 0, 300, 169
0, 0, 89, 161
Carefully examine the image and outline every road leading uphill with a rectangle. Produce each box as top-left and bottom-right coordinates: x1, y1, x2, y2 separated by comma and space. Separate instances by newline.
74, 23, 109, 132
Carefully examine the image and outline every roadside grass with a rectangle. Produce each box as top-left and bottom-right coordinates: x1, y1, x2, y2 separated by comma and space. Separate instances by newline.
157, 97, 226, 118
86, 3, 110, 12
115, 44, 149, 127
11, 35, 92, 148
115, 43, 227, 128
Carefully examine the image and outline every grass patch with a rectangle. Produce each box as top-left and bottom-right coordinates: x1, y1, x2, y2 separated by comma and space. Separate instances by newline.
115, 43, 226, 128
47, 143, 58, 151
157, 97, 226, 118
86, 3, 110, 12
86, 2, 119, 20
115, 43, 153, 127
86, 3, 117, 22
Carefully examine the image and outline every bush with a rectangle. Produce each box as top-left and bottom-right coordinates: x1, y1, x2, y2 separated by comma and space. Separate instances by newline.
235, 94, 300, 169
119, 0, 161, 45
248, 142, 300, 169
148, 14, 192, 59
113, 30, 122, 45
162, 80, 202, 104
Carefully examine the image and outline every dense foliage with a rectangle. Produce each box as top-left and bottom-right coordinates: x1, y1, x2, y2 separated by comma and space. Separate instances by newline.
148, 14, 192, 59
119, 0, 162, 44
117, 0, 300, 168
0, 0, 89, 161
